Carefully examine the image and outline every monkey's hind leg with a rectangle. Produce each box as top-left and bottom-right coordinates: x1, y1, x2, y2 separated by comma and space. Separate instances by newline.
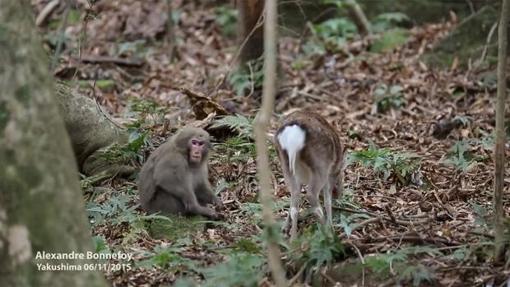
147, 190, 184, 216
172, 187, 218, 219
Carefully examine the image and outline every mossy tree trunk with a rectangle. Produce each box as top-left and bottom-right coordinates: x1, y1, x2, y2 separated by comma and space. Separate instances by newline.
0, 0, 107, 286
55, 82, 134, 177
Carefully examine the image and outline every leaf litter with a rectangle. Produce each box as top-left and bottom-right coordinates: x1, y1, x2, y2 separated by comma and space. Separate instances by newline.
34, 0, 510, 285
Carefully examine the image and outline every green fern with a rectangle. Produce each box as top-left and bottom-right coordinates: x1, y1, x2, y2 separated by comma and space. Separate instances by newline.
442, 140, 486, 172
211, 114, 254, 139
364, 246, 439, 284
347, 143, 421, 185
200, 253, 265, 287
287, 225, 345, 279
399, 264, 434, 286
228, 59, 264, 96
137, 245, 198, 272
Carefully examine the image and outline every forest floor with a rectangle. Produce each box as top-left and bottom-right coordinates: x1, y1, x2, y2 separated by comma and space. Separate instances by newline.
34, 0, 510, 286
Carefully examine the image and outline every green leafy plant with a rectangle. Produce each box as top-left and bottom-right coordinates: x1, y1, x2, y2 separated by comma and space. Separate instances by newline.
337, 213, 370, 237
231, 238, 263, 254
334, 187, 360, 209
239, 200, 288, 226
370, 28, 410, 53
310, 18, 356, 52
215, 136, 256, 162
86, 194, 138, 225
347, 143, 421, 184
301, 38, 327, 57
101, 130, 150, 164
100, 97, 168, 165
477, 134, 495, 151
211, 114, 254, 139
446, 241, 493, 267
364, 251, 407, 276
116, 40, 148, 58
399, 264, 435, 286
92, 235, 110, 253
127, 97, 167, 122
228, 59, 264, 96
364, 247, 439, 286
372, 12, 410, 32
239, 202, 263, 225
442, 140, 479, 172
372, 83, 406, 113
287, 226, 345, 279
200, 253, 265, 287
138, 245, 198, 272
471, 202, 491, 230
95, 79, 116, 92
291, 57, 312, 70
314, 18, 357, 40
211, 114, 257, 161
215, 6, 238, 37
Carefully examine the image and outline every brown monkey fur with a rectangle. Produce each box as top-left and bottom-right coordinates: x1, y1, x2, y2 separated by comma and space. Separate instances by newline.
275, 110, 344, 238
138, 127, 221, 219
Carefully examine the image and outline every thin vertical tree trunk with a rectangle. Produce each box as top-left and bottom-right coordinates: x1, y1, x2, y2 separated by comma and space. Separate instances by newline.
253, 0, 287, 286
165, 0, 177, 61
494, 0, 509, 262
0, 1, 107, 286
237, 0, 265, 64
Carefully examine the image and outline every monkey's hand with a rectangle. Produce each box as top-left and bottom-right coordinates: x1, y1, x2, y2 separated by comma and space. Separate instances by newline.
205, 208, 222, 220
212, 196, 224, 208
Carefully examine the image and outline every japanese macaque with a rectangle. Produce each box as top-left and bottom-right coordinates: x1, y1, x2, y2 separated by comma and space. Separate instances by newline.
138, 127, 222, 219
274, 111, 344, 239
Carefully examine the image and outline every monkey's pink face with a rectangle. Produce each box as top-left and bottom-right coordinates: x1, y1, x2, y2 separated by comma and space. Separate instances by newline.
189, 138, 207, 163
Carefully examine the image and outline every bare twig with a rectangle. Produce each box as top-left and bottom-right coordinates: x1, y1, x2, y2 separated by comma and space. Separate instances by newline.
465, 0, 475, 14
350, 217, 381, 234
345, 240, 365, 286
288, 263, 306, 286
345, 0, 371, 36
72, 2, 93, 81
253, 0, 286, 286
475, 22, 498, 69
213, 1, 266, 92
364, 235, 460, 246
51, 0, 71, 70
35, 0, 60, 26
333, 206, 429, 226
76, 55, 144, 67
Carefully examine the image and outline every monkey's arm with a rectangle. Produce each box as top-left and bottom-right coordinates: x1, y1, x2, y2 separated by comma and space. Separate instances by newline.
195, 181, 222, 206
194, 165, 222, 206
154, 160, 218, 219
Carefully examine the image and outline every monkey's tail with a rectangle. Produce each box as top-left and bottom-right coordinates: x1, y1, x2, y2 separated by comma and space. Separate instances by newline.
277, 124, 306, 175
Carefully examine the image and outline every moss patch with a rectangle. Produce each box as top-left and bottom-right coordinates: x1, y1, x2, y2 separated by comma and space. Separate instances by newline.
15, 85, 31, 106
147, 214, 208, 240
0, 102, 9, 133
